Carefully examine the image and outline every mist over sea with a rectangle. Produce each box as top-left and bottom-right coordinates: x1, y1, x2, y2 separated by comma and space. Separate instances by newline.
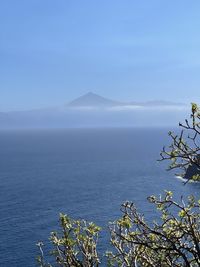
0, 128, 199, 266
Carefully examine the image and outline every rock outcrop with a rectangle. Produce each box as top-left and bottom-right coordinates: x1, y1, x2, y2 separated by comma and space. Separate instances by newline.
184, 155, 200, 180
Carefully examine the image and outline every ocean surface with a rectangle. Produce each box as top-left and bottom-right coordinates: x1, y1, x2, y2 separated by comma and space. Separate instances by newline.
0, 128, 199, 266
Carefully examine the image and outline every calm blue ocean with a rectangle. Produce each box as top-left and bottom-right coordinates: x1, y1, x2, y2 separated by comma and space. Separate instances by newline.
0, 128, 199, 266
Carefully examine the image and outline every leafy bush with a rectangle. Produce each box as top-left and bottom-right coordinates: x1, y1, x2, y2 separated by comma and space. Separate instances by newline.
37, 192, 200, 266
107, 192, 200, 267
37, 215, 101, 267
160, 103, 200, 182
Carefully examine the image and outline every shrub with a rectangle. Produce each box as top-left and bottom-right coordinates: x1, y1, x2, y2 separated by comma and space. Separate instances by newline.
160, 103, 200, 182
37, 192, 200, 266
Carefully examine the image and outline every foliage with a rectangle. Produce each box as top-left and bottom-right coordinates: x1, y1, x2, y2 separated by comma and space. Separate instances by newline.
159, 103, 200, 182
37, 192, 200, 266
36, 214, 101, 267
107, 191, 200, 267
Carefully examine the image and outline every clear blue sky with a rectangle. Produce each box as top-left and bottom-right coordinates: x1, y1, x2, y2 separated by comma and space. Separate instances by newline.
1, 0, 200, 111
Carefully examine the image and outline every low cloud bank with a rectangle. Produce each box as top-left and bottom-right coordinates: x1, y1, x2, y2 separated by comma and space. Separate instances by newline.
0, 106, 190, 129
67, 105, 189, 112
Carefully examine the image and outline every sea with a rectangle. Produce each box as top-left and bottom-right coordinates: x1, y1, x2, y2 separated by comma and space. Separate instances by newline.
0, 128, 199, 266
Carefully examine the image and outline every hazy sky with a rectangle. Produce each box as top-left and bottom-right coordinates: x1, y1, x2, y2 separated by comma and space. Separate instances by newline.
1, 0, 200, 111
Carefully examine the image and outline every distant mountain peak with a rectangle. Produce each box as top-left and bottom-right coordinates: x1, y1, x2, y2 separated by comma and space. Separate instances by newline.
84, 92, 98, 97
68, 92, 121, 107
67, 92, 186, 109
